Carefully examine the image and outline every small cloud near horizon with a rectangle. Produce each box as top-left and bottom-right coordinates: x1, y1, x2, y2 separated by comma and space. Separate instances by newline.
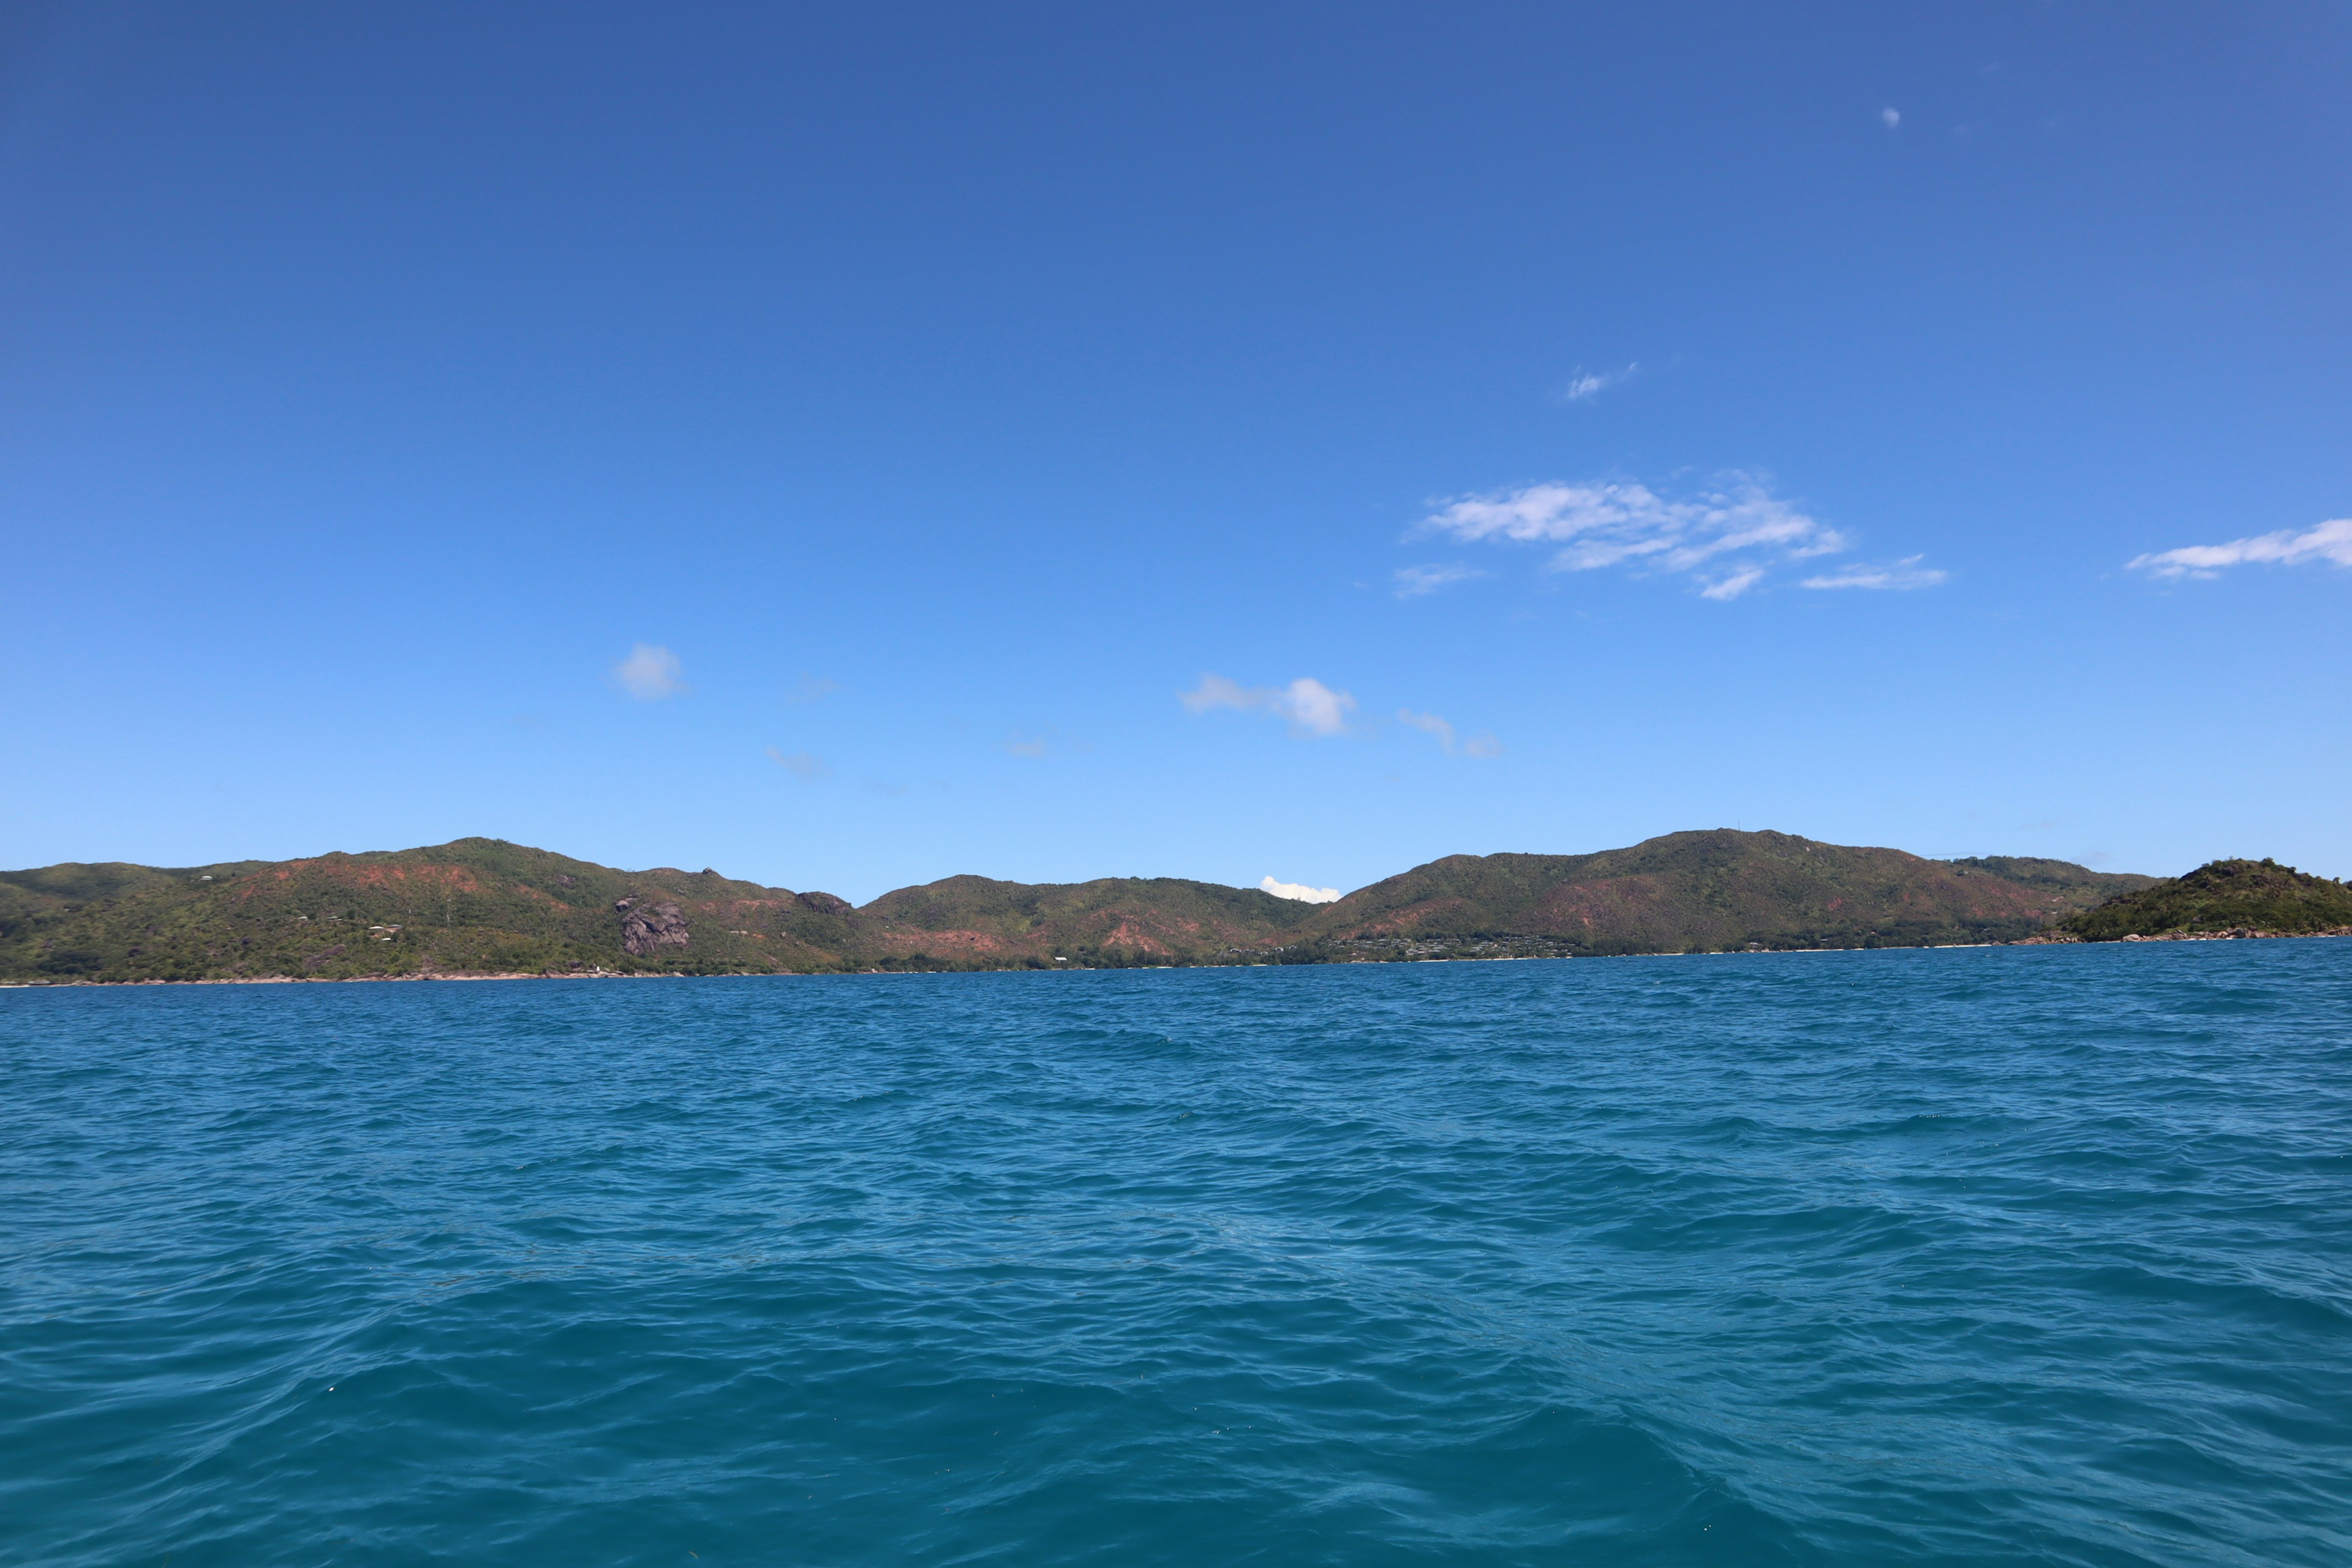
1181, 674, 1355, 737
767, 747, 831, 780
1800, 556, 1947, 591
1562, 363, 1638, 402
1397, 708, 1502, 758
1393, 562, 1485, 598
614, 643, 685, 699
1422, 475, 1889, 600
1261, 875, 1342, 903
2127, 518, 2352, 579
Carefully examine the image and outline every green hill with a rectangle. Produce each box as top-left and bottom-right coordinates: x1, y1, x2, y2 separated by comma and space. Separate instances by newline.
0, 830, 2160, 985
0, 840, 865, 983
2054, 859, 2352, 941
1293, 830, 2152, 958
0, 860, 268, 922
860, 874, 1317, 967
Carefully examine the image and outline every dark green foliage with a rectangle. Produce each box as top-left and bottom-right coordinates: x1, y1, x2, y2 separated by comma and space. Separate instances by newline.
864, 873, 1315, 937
859, 873, 1317, 967
0, 839, 860, 985
0, 860, 271, 922
1947, 856, 2152, 898
0, 830, 2173, 986
1297, 830, 2154, 956
2057, 859, 2352, 941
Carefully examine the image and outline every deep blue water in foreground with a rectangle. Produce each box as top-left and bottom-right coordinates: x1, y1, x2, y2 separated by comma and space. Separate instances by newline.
4, 944, 2350, 1567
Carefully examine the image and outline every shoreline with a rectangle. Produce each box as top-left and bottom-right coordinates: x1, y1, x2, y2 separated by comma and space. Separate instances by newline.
6, 928, 2345, 990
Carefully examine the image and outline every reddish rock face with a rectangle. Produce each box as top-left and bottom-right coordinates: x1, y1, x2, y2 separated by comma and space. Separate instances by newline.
620, 901, 689, 955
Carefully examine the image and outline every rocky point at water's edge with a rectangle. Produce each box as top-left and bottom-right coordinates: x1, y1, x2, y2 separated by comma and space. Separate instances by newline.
2022, 925, 2352, 943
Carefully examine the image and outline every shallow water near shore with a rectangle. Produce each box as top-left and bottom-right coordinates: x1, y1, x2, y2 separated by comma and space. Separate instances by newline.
4, 941, 2349, 1566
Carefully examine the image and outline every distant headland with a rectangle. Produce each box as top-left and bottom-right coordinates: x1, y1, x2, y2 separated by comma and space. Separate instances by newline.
2, 830, 2343, 986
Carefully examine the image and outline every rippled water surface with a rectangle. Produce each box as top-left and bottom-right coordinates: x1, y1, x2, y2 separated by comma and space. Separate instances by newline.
5, 943, 2350, 1566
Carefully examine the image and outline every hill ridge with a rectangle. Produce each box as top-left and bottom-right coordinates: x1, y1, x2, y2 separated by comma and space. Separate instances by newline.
2046, 858, 2352, 942
1, 830, 2163, 984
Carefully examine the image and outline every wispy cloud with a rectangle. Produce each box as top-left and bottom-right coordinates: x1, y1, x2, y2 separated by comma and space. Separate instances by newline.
784, 674, 841, 705
1800, 556, 1947, 591
1181, 674, 1356, 737
1882, 107, 1901, 129
614, 643, 685, 699
1398, 709, 1455, 750
1562, 362, 1637, 402
1700, 567, 1766, 601
1422, 475, 1872, 600
1261, 875, 1341, 903
999, 728, 1090, 758
2127, 518, 2352, 579
1397, 709, 1501, 758
1393, 562, 1485, 598
767, 747, 831, 780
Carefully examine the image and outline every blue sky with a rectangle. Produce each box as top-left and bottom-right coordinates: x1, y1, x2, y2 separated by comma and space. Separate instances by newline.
3, 2, 2346, 899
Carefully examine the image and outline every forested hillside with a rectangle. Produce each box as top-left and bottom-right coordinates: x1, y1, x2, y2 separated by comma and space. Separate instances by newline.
0, 831, 2160, 984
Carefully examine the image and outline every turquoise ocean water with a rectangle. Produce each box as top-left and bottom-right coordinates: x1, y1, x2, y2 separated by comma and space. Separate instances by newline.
4, 943, 2348, 1566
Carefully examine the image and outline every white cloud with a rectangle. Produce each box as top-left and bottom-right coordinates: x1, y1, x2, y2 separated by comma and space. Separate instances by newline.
1422, 476, 1872, 598
1398, 708, 1455, 750
614, 643, 685, 699
2127, 518, 2352, 579
1393, 562, 1485, 598
1882, 107, 1901, 129
1699, 567, 1766, 601
1261, 875, 1341, 903
1397, 708, 1502, 758
785, 674, 840, 705
1562, 363, 1638, 402
1800, 556, 1948, 591
1181, 674, 1356, 737
767, 747, 831, 780
1281, 679, 1354, 736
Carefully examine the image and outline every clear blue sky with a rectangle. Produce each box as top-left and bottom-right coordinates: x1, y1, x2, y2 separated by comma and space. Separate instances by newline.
4, 2, 2346, 900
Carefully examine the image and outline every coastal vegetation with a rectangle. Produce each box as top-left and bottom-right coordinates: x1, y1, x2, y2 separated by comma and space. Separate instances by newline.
0, 831, 2173, 985
1287, 832, 2145, 957
2050, 859, 2352, 942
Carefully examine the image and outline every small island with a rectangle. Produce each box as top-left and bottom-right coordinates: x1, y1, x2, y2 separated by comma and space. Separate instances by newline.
2034, 858, 2352, 944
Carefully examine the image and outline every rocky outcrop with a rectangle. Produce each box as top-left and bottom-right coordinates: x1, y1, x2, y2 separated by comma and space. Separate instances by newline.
2021, 924, 2351, 945
2113, 925, 2351, 942
616, 898, 689, 956
795, 891, 853, 916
